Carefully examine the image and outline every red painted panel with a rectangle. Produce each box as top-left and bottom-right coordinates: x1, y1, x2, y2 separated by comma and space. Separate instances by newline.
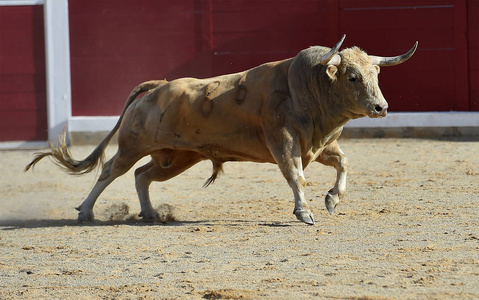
454, 0, 470, 110
71, 52, 210, 116
67, 0, 476, 115
212, 53, 293, 76
0, 6, 47, 142
339, 8, 454, 50
468, 0, 479, 111
212, 0, 323, 12
69, 0, 214, 116
340, 0, 454, 9
210, 1, 333, 75
338, 2, 457, 111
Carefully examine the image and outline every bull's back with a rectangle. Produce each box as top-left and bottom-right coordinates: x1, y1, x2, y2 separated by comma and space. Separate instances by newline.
148, 61, 291, 162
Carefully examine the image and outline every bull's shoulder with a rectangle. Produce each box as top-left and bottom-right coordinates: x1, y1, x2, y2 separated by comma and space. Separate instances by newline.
301, 46, 332, 58
165, 74, 244, 97
243, 58, 293, 83
162, 58, 293, 96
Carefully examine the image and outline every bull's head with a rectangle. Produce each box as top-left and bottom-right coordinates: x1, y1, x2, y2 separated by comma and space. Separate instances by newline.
320, 35, 418, 119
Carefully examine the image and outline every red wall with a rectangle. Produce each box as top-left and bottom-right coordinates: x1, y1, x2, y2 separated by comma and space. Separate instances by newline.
468, 0, 479, 110
68, 1, 212, 116
0, 5, 47, 142
339, 1, 457, 111
65, 0, 476, 116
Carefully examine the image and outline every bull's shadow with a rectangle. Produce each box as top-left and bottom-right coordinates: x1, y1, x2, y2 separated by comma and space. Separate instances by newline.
0, 218, 207, 230
0, 218, 293, 230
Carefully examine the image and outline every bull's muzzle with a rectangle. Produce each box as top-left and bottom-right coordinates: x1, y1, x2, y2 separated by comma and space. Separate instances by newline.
369, 102, 388, 118
375, 104, 388, 117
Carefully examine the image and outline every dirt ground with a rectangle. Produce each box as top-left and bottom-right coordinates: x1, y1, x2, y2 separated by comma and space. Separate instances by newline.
1, 138, 478, 299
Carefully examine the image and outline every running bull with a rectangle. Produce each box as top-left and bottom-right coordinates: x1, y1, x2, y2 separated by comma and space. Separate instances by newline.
26, 35, 417, 225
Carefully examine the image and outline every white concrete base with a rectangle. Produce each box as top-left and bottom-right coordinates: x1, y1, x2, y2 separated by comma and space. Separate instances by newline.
68, 112, 479, 132
69, 116, 120, 133
0, 141, 49, 150
346, 112, 479, 128
2, 112, 478, 149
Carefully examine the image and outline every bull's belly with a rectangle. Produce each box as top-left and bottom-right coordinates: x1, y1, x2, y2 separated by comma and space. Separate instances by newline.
196, 142, 275, 163
138, 117, 272, 163
173, 132, 275, 163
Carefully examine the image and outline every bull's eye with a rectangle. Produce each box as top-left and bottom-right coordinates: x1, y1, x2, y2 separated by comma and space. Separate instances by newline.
349, 74, 357, 83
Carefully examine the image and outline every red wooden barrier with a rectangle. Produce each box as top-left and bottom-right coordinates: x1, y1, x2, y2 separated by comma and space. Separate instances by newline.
1, 1, 477, 141
0, 5, 47, 142
67, 0, 477, 116
468, 0, 479, 110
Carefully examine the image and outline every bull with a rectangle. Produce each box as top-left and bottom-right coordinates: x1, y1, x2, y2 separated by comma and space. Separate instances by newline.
25, 35, 417, 225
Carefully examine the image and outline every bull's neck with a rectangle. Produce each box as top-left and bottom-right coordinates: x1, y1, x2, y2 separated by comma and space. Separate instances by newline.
291, 93, 351, 153
311, 104, 350, 150
288, 61, 352, 151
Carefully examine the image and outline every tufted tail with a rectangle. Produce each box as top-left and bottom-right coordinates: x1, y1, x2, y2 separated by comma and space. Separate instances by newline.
24, 80, 167, 176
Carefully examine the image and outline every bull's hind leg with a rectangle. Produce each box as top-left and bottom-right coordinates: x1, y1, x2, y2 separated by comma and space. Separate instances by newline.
76, 151, 141, 222
135, 149, 203, 221
317, 140, 348, 215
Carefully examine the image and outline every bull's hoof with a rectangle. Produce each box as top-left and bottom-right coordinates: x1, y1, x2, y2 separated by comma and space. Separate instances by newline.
294, 209, 315, 225
138, 210, 160, 222
77, 210, 94, 223
325, 193, 340, 215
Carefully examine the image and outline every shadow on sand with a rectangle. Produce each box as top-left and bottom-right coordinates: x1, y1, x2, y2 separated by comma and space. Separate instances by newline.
0, 218, 294, 230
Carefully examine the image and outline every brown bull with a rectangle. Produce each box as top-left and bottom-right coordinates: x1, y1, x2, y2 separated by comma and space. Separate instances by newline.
26, 35, 417, 225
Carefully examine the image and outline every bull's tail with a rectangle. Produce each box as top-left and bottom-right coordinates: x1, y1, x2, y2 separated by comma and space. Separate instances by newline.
203, 160, 223, 188
24, 80, 167, 175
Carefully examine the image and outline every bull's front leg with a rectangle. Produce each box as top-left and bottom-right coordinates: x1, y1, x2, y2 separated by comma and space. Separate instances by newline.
317, 140, 348, 215
267, 130, 315, 225
286, 163, 315, 225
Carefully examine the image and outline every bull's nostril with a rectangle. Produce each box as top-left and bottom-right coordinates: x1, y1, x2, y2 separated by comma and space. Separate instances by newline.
374, 105, 383, 113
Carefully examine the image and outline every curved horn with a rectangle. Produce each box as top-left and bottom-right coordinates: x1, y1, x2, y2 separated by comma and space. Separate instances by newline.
320, 34, 346, 66
370, 41, 418, 66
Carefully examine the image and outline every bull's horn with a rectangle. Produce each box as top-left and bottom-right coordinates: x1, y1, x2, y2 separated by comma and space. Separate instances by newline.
320, 34, 346, 66
370, 41, 418, 66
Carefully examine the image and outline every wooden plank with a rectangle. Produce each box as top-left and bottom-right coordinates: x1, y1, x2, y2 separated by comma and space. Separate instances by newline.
69, 3, 198, 57
212, 53, 293, 75
0, 91, 47, 111
0, 108, 47, 141
0, 75, 38, 94
213, 30, 330, 54
339, 3, 454, 54
0, 1, 45, 5
381, 69, 455, 111
454, 0, 470, 110
0, 5, 47, 142
371, 48, 455, 111
212, 0, 322, 12
340, 0, 453, 9
328, 0, 341, 43
69, 0, 211, 116
468, 0, 479, 111
338, 1, 457, 112
340, 6, 454, 34
342, 28, 453, 52
71, 55, 194, 116
66, 0, 475, 116
210, 0, 335, 74
212, 11, 325, 34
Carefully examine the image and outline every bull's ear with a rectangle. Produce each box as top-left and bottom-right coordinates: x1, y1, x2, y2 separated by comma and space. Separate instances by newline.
375, 65, 380, 74
326, 65, 338, 81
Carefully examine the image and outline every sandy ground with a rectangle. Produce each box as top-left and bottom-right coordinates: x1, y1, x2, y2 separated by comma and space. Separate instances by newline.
1, 138, 478, 299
